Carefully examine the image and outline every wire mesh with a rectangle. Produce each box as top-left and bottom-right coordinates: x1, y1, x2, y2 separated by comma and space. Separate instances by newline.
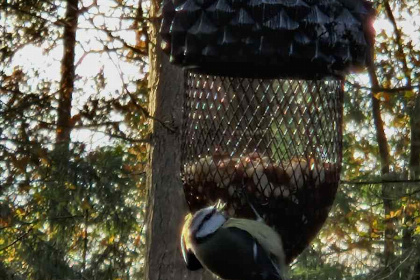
181, 71, 344, 263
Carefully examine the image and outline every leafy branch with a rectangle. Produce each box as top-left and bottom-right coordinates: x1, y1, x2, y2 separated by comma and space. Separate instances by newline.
0, 227, 33, 252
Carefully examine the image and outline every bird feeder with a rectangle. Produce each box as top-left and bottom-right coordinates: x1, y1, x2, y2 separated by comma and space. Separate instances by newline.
160, 0, 375, 264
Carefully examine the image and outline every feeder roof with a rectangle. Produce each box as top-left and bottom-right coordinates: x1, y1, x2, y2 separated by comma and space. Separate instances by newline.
160, 0, 375, 78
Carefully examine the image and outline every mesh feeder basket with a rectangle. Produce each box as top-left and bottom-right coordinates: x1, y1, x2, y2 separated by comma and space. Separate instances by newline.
160, 0, 375, 264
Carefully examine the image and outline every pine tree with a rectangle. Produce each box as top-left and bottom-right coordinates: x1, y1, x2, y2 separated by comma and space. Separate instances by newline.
1, 1, 148, 279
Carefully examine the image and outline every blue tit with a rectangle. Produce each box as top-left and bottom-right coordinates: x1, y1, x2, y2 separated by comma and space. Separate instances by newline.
181, 203, 287, 280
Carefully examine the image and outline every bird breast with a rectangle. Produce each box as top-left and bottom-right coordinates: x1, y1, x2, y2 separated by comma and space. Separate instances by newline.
192, 225, 283, 280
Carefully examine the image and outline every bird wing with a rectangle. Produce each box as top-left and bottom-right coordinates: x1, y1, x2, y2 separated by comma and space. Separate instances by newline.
223, 218, 286, 271
181, 213, 203, 270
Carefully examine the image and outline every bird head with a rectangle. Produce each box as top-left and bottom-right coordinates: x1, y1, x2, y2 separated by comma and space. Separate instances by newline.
189, 201, 227, 241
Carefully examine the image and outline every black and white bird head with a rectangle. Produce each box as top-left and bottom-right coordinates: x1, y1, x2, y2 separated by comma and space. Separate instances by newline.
188, 202, 227, 241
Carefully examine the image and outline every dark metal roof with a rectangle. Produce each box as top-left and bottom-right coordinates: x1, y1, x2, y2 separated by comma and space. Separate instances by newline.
160, 0, 375, 78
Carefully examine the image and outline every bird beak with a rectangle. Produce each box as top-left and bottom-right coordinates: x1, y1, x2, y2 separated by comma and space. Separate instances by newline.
214, 200, 226, 211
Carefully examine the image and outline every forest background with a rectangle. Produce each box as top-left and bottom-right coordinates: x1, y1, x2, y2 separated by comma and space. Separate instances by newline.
1, 0, 420, 279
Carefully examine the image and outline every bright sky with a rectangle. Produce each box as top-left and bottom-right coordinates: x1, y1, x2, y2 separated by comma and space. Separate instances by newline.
8, 1, 419, 155
10, 0, 147, 148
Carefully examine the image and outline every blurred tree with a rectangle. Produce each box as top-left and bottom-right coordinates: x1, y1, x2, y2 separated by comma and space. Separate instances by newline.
2, 0, 420, 279
290, 0, 420, 279
56, 0, 78, 151
1, 0, 148, 279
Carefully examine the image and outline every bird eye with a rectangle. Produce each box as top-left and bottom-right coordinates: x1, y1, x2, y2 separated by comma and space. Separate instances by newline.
206, 209, 216, 221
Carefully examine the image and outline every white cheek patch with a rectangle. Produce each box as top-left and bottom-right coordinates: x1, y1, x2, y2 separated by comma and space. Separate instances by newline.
196, 214, 226, 239
190, 207, 215, 233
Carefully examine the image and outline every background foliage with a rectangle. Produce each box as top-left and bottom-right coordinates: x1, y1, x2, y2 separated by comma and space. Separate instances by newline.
1, 0, 420, 279
1, 0, 148, 279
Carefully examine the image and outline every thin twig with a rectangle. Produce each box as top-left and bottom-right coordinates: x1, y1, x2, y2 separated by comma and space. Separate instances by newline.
93, 31, 176, 133
0, 215, 85, 230
371, 248, 415, 280
0, 227, 33, 251
341, 179, 420, 185
345, 81, 420, 93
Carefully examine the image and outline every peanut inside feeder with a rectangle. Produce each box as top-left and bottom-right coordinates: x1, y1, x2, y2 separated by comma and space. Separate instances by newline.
181, 74, 343, 263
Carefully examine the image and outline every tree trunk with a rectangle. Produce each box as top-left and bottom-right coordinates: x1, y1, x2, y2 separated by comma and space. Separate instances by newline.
410, 95, 420, 179
144, 0, 216, 279
407, 94, 420, 279
383, 2, 419, 277
407, 36, 420, 280
56, 0, 78, 150
383, 0, 419, 178
367, 57, 395, 267
50, 0, 78, 227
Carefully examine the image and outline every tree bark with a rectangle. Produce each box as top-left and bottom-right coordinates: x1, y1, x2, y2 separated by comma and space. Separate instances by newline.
410, 96, 420, 179
144, 0, 216, 279
383, 1, 419, 179
407, 92, 420, 279
367, 55, 395, 267
56, 0, 78, 150
383, 2, 419, 277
